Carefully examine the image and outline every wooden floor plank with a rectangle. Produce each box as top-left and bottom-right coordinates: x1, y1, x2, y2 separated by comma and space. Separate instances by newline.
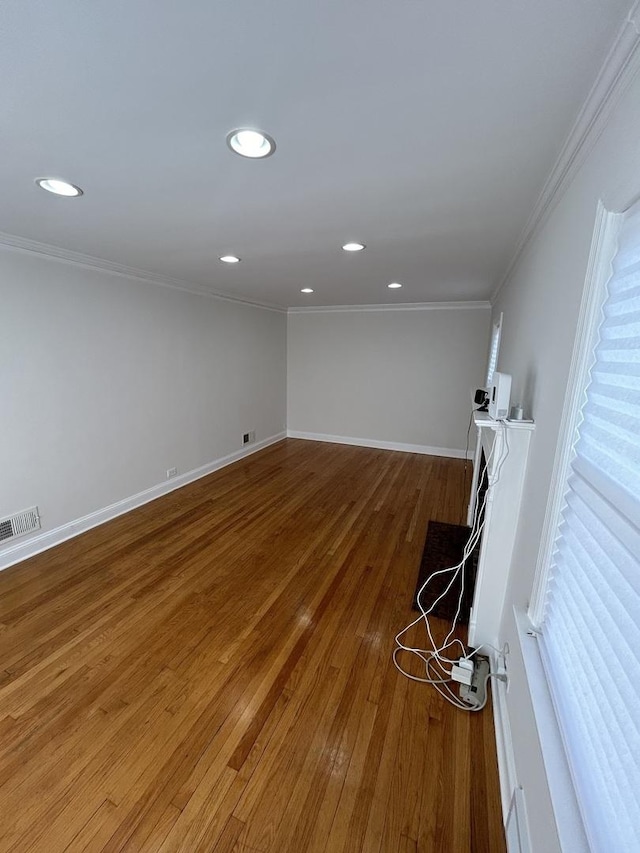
0, 438, 506, 852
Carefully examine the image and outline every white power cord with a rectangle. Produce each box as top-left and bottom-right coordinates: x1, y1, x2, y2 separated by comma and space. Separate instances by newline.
393, 419, 510, 711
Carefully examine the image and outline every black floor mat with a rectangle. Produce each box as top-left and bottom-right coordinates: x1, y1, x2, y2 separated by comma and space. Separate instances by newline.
412, 520, 479, 625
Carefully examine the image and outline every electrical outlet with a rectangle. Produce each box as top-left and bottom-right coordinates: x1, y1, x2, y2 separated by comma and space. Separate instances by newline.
166, 467, 177, 479
242, 431, 255, 446
496, 646, 509, 692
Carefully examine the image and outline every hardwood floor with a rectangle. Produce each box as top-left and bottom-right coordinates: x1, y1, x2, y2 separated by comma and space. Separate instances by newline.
0, 439, 505, 852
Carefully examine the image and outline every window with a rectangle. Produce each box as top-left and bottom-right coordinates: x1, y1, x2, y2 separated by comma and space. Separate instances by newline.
486, 313, 502, 387
534, 202, 640, 852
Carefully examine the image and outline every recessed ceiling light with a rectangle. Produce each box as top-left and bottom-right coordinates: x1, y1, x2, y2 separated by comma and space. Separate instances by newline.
342, 242, 366, 252
219, 255, 241, 264
226, 128, 276, 159
301, 288, 314, 293
35, 178, 83, 197
388, 282, 402, 289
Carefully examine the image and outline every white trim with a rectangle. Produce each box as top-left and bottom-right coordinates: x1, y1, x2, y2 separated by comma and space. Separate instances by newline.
492, 3, 640, 303
0, 232, 286, 313
288, 301, 491, 314
286, 430, 472, 459
528, 203, 621, 627
515, 608, 589, 852
0, 431, 287, 572
505, 787, 533, 853
490, 663, 518, 824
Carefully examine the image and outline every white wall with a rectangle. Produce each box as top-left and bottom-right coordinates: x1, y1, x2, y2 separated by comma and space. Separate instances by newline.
492, 53, 640, 853
287, 306, 490, 455
0, 249, 287, 562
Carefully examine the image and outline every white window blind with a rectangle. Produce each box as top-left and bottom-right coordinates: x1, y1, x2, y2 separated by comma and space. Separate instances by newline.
539, 202, 640, 852
486, 313, 502, 387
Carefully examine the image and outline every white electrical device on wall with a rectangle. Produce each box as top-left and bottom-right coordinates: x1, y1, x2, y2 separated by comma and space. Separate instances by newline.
488, 371, 512, 420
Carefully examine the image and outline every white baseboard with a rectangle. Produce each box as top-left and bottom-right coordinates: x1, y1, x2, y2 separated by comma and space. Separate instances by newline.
0, 431, 287, 572
491, 666, 518, 824
286, 430, 472, 459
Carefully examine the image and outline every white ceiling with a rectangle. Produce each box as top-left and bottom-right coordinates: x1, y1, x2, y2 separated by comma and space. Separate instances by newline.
0, 0, 629, 308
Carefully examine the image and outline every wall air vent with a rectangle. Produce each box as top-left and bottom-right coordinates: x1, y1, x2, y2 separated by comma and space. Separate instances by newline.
0, 507, 40, 544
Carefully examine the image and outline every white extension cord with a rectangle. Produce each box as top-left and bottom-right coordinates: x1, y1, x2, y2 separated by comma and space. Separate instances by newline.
393, 418, 509, 711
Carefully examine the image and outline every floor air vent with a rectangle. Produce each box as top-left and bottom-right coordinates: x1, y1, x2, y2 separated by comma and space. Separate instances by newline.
0, 507, 40, 544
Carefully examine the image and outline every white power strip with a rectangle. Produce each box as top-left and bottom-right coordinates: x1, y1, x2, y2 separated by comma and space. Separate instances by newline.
459, 656, 490, 708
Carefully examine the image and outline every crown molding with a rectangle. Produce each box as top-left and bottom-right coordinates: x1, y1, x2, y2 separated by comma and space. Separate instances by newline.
0, 230, 286, 313
287, 300, 491, 314
0, 230, 489, 315
492, 1, 640, 303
